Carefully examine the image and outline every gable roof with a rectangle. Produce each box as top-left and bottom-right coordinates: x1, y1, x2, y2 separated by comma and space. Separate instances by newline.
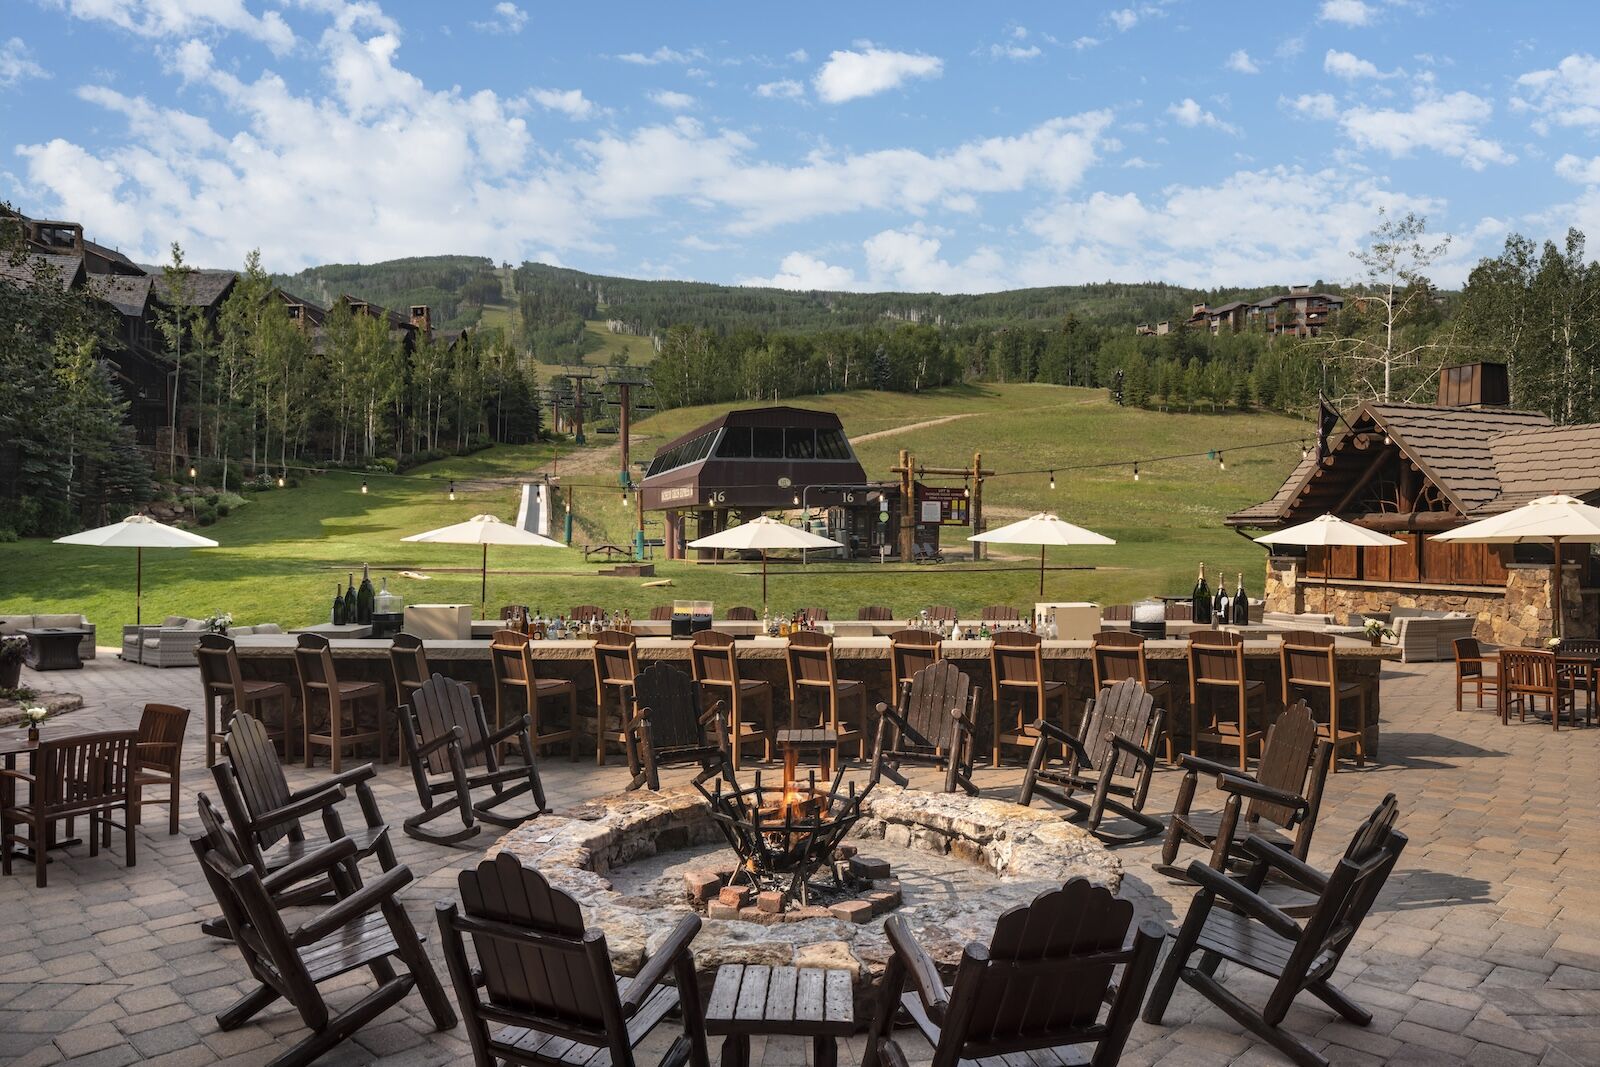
1365, 403, 1552, 515
0, 253, 85, 291
1488, 424, 1600, 507
87, 273, 155, 317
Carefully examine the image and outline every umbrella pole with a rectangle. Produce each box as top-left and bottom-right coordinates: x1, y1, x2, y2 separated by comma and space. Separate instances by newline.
762, 550, 768, 611
1553, 536, 1564, 640
136, 546, 143, 627
482, 544, 489, 616
1039, 545, 1046, 596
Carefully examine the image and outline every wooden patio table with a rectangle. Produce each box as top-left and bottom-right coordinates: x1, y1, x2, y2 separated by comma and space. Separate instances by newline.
704, 964, 853, 1067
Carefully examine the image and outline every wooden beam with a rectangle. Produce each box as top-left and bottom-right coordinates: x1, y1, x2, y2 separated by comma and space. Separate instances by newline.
1330, 446, 1396, 516
1351, 512, 1460, 532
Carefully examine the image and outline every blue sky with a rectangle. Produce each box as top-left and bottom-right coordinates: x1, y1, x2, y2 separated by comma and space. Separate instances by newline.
4, 0, 1600, 291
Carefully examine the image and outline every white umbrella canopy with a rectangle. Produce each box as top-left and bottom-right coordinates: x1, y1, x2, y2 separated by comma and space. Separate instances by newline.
1430, 494, 1600, 637
688, 516, 843, 608
54, 514, 220, 625
1254, 514, 1405, 614
402, 514, 567, 611
969, 512, 1116, 595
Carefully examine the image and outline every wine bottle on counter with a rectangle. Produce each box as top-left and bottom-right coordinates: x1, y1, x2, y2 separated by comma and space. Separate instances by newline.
356, 563, 375, 624
331, 583, 347, 625
1212, 566, 1227, 623
1192, 563, 1211, 624
1233, 571, 1250, 624
342, 573, 358, 626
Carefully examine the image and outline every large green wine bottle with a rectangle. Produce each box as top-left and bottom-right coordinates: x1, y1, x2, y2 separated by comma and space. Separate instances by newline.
356, 563, 375, 624
331, 582, 346, 625
342, 573, 358, 626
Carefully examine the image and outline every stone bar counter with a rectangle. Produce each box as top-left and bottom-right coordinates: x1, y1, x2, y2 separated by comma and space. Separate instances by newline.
231, 632, 1396, 759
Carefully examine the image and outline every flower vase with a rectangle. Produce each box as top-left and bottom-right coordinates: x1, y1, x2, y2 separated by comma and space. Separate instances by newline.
26, 725, 39, 743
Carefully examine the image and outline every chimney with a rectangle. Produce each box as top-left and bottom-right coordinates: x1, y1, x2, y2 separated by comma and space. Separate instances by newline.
30, 221, 83, 254
1289, 283, 1310, 294
1438, 362, 1510, 408
409, 304, 432, 338
1191, 302, 1208, 317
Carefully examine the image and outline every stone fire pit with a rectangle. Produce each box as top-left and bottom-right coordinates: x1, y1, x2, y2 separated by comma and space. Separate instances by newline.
490, 783, 1120, 1014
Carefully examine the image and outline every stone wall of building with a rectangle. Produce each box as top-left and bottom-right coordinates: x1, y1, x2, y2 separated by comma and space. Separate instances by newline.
1262, 555, 1596, 645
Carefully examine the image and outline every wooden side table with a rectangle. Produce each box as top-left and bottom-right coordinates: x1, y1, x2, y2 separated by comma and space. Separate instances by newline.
774, 728, 839, 773
704, 964, 853, 1067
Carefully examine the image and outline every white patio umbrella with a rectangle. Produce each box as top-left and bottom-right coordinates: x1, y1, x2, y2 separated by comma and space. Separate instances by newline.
54, 514, 219, 625
969, 512, 1116, 596
1430, 494, 1600, 637
402, 514, 566, 612
687, 515, 842, 609
1254, 514, 1405, 613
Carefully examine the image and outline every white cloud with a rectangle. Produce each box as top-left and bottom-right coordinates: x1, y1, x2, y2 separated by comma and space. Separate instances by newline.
755, 79, 804, 100
1225, 50, 1259, 75
863, 227, 1008, 292
1072, 36, 1101, 50
1336, 91, 1513, 170
0, 37, 50, 87
739, 251, 860, 290
51, 0, 295, 54
813, 48, 942, 104
1514, 54, 1600, 132
1108, 9, 1139, 31
648, 89, 696, 110
1318, 0, 1373, 26
1121, 156, 1157, 169
1556, 154, 1600, 185
989, 43, 1041, 61
529, 87, 597, 119
615, 46, 702, 66
1167, 97, 1240, 135
170, 38, 213, 83
787, 49, 808, 63
1286, 92, 1340, 120
1323, 49, 1388, 80
472, 2, 528, 34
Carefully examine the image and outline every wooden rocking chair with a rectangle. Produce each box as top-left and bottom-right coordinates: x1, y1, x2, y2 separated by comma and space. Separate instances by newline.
398, 673, 550, 844
437, 852, 712, 1067
626, 662, 732, 792
1018, 678, 1164, 842
1155, 700, 1331, 883
192, 801, 457, 1067
1142, 795, 1407, 1067
869, 660, 980, 795
863, 878, 1162, 1067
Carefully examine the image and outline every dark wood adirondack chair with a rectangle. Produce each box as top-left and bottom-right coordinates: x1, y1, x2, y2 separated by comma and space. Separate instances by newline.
1143, 795, 1407, 1067
192, 799, 457, 1067
437, 852, 712, 1067
398, 673, 549, 844
1156, 701, 1331, 883
211, 713, 397, 907
1, 730, 137, 888
626, 662, 732, 791
1018, 678, 1164, 842
863, 878, 1162, 1067
869, 660, 980, 795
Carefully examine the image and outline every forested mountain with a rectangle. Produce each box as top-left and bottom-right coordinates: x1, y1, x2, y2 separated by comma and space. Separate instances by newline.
270, 255, 502, 330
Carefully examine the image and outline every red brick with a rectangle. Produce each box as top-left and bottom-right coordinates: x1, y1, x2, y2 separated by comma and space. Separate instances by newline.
829, 900, 874, 924
756, 891, 785, 915
683, 872, 723, 903
718, 884, 753, 908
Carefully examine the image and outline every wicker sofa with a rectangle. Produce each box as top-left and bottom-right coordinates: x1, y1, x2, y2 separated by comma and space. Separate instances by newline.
1387, 608, 1477, 663
0, 614, 96, 659
121, 617, 284, 667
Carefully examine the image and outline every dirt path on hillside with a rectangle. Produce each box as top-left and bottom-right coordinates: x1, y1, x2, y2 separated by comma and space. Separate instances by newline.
848, 412, 979, 444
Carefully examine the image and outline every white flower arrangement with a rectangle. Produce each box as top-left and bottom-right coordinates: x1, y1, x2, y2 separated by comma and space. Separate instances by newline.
1362, 618, 1395, 641
204, 612, 234, 634
1547, 636, 1563, 649
19, 705, 47, 727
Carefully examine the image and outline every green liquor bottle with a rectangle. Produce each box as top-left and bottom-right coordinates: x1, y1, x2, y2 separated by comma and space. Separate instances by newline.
342, 573, 358, 626
356, 563, 375, 624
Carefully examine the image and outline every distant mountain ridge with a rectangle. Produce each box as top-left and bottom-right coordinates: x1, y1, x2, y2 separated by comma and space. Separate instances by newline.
269, 254, 501, 331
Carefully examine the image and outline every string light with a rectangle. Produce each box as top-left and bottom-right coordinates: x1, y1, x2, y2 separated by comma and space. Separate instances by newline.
1049, 471, 1056, 490
1133, 463, 1140, 482
360, 480, 369, 494
448, 480, 455, 501
188, 465, 197, 480
277, 472, 285, 488
1217, 452, 1226, 471
1301, 440, 1310, 459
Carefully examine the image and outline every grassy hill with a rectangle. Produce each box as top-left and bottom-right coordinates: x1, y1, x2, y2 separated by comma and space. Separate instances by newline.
270, 255, 501, 331
0, 385, 1304, 630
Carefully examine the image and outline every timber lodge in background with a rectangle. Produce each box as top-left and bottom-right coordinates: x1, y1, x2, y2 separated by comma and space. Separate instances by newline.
1136, 285, 1345, 339
0, 207, 469, 457
1229, 362, 1600, 646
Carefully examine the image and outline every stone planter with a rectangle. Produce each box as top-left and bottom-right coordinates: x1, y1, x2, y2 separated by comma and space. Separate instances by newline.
0, 658, 20, 690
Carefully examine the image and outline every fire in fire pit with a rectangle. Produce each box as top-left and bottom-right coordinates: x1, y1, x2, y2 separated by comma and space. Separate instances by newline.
695, 745, 873, 909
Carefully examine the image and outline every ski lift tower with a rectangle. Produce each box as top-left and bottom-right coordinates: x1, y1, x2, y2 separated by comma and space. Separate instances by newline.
602, 364, 655, 481
561, 365, 600, 444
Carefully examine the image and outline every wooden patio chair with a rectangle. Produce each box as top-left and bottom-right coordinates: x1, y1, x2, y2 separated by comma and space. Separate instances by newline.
923, 604, 957, 622
294, 632, 386, 772
1501, 647, 1578, 729
1453, 637, 1498, 711
398, 674, 549, 844
1091, 630, 1176, 763
1280, 632, 1370, 772
198, 633, 293, 765
786, 630, 867, 775
1, 730, 136, 888
724, 605, 758, 621
869, 660, 980, 795
649, 605, 674, 621
980, 604, 1020, 622
1187, 629, 1266, 771
690, 630, 773, 769
591, 629, 639, 766
132, 703, 189, 835
437, 852, 711, 1067
1556, 637, 1600, 723
889, 629, 941, 690
989, 630, 1068, 766
490, 628, 578, 760
192, 805, 457, 1067
862, 878, 1162, 1067
570, 604, 604, 623
389, 633, 479, 708
211, 713, 397, 911
1142, 795, 1407, 1067
1156, 701, 1331, 883
857, 604, 893, 621
626, 662, 733, 791
1019, 678, 1164, 843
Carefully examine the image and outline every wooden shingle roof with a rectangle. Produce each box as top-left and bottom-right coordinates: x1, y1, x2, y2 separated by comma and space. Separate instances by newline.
1365, 403, 1552, 514
87, 273, 154, 317
1488, 424, 1600, 508
0, 253, 84, 291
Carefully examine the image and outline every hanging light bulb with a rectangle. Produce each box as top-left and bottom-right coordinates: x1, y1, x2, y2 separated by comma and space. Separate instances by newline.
188, 465, 197, 480
361, 480, 369, 494
1217, 452, 1226, 471
793, 493, 800, 506
277, 472, 285, 488
1133, 463, 1140, 482
1301, 440, 1310, 459
448, 480, 456, 501
1049, 471, 1056, 491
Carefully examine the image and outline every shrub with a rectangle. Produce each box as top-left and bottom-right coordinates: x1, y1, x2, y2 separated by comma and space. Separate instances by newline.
0, 527, 16, 543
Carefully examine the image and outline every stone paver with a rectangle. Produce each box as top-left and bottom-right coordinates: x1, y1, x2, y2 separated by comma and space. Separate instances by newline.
1, 652, 1597, 1065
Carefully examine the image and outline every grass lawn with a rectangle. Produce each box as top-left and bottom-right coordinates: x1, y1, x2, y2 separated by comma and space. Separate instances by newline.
0, 384, 1306, 632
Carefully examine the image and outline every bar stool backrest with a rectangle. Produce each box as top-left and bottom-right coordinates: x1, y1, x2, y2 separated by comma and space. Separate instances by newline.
1101, 604, 1133, 621
890, 628, 942, 684
991, 630, 1045, 690
592, 628, 638, 687
798, 607, 830, 621
981, 604, 1020, 621
197, 633, 245, 704
858, 604, 893, 621
690, 630, 740, 688
787, 630, 838, 691
1092, 630, 1150, 689
1166, 602, 1194, 622
570, 604, 603, 622
293, 633, 342, 707
1189, 629, 1246, 688
649, 605, 673, 621
1282, 634, 1339, 702
490, 628, 532, 687
924, 605, 957, 621
389, 633, 430, 694
724, 606, 758, 621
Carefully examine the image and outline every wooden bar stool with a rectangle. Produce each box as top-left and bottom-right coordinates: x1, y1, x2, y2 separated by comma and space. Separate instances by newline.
132, 703, 189, 835
989, 630, 1068, 766
785, 630, 866, 775
1280, 632, 1369, 772
980, 604, 1020, 622
691, 630, 775, 769
724, 606, 758, 621
490, 628, 578, 759
197, 633, 294, 765
1091, 630, 1177, 764
858, 604, 893, 621
924, 605, 958, 622
389, 633, 480, 705
1453, 637, 1499, 711
570, 604, 604, 623
649, 605, 673, 621
591, 629, 639, 767
889, 629, 942, 690
1186, 629, 1265, 771
294, 633, 386, 773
